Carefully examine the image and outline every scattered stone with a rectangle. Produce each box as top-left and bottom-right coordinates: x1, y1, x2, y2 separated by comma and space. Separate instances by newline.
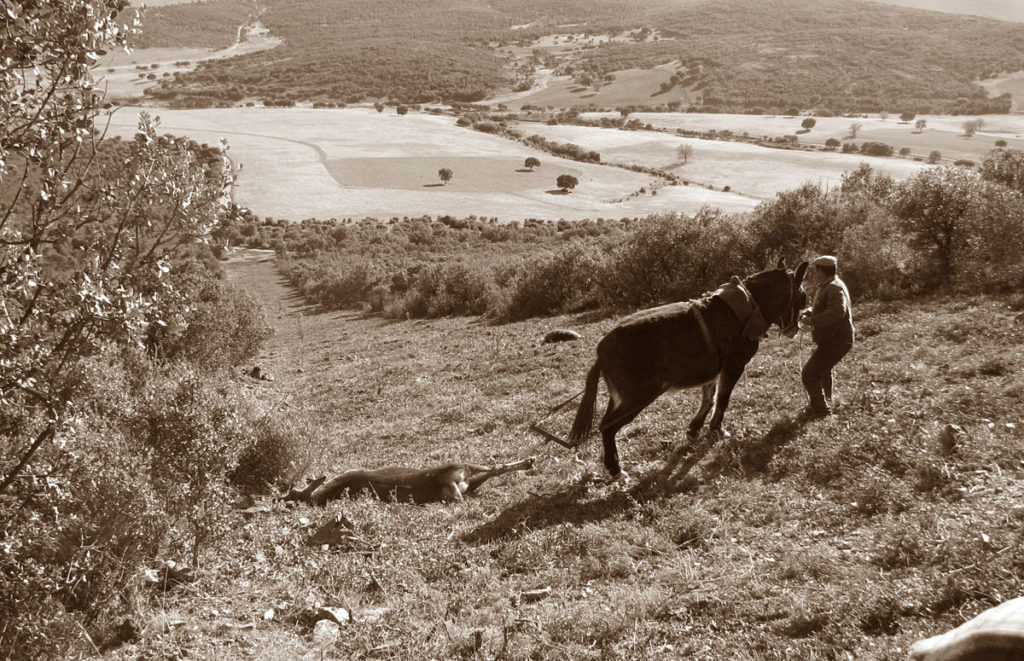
143, 560, 195, 588
938, 424, 967, 454
312, 619, 340, 647
263, 608, 276, 621
543, 329, 582, 344
358, 606, 390, 623
315, 606, 351, 625
519, 587, 552, 603
307, 514, 371, 551
248, 365, 274, 381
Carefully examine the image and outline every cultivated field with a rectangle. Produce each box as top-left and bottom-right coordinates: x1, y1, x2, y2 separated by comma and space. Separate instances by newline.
514, 121, 930, 200
123, 250, 1023, 660
103, 107, 755, 221
582, 112, 1024, 162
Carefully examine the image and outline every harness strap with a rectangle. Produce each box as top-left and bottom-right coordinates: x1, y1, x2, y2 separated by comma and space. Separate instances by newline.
693, 305, 715, 353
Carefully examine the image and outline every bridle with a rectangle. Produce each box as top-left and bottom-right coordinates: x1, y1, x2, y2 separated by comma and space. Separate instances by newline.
777, 270, 803, 336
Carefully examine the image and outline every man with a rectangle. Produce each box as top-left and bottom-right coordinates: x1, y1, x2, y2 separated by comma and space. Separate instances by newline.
799, 255, 854, 418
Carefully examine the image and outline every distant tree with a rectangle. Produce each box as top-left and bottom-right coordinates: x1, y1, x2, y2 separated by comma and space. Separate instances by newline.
556, 174, 579, 191
677, 144, 694, 164
899, 147, 911, 156
801, 117, 816, 130
928, 150, 942, 164
995, 139, 1008, 147
962, 118, 983, 137
525, 157, 541, 171
825, 137, 841, 149
879, 112, 889, 121
438, 168, 453, 185
915, 119, 927, 132
848, 122, 862, 139
374, 102, 384, 113
900, 111, 916, 122
618, 107, 631, 118
784, 107, 800, 116
396, 105, 409, 116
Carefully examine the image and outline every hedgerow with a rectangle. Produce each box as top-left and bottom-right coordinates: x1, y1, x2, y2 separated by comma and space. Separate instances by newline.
258, 153, 1024, 322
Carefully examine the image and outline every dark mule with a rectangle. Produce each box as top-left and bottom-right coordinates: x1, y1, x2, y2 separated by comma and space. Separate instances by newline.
567, 260, 808, 477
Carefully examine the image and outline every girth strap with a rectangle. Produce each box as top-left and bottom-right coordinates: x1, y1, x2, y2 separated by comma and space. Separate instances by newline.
693, 305, 715, 353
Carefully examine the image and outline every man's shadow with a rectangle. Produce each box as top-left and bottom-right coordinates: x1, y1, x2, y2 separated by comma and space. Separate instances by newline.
461, 414, 807, 544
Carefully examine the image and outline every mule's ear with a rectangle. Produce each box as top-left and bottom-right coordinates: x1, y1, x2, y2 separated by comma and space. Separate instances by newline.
776, 257, 786, 270
794, 261, 809, 284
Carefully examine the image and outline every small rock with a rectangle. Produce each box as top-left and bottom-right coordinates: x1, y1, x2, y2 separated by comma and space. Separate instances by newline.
248, 365, 263, 380
359, 606, 390, 623
938, 424, 967, 454
313, 619, 340, 647
315, 606, 351, 625
143, 560, 195, 587
519, 587, 552, 603
543, 329, 582, 344
263, 608, 276, 621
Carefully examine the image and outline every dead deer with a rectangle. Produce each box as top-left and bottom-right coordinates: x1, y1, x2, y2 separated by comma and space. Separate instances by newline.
283, 457, 535, 505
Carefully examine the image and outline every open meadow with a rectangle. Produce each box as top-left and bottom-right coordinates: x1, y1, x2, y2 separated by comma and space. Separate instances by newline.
113, 249, 1023, 659
102, 107, 756, 221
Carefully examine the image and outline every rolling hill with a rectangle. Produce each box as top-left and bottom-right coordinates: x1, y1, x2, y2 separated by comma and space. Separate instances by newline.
138, 0, 1024, 114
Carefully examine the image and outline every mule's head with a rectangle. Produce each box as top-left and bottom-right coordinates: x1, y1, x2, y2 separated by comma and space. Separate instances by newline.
747, 259, 808, 338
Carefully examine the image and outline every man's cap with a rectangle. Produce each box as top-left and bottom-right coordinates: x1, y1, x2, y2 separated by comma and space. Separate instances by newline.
813, 255, 838, 268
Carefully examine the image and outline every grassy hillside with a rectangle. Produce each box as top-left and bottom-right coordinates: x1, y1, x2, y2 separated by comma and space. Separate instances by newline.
114, 251, 1024, 659
131, 0, 255, 49
141, 0, 1024, 113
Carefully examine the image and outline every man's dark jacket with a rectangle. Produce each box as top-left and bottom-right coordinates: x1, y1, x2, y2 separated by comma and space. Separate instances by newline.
809, 276, 854, 345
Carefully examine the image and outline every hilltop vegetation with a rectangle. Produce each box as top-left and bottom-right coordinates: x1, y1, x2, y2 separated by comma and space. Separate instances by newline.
143, 0, 1024, 114
130, 0, 254, 49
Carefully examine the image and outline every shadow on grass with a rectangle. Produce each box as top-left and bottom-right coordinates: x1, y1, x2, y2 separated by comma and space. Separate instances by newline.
462, 416, 810, 544
422, 183, 445, 188
545, 189, 571, 195
461, 432, 722, 544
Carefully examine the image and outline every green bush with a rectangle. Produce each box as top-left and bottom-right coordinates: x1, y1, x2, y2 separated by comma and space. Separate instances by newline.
597, 210, 753, 310
161, 278, 272, 371
499, 242, 603, 320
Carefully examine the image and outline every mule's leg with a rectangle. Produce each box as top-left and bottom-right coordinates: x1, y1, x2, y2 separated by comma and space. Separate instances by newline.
687, 380, 718, 437
598, 398, 650, 478
708, 362, 747, 431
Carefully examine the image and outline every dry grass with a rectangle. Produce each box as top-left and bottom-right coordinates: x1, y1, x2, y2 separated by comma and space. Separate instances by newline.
107, 252, 1024, 659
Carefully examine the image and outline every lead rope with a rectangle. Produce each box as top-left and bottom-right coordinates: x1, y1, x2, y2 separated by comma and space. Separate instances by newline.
527, 388, 587, 450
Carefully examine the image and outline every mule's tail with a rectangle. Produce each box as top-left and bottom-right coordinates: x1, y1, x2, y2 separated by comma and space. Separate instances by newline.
567, 360, 602, 446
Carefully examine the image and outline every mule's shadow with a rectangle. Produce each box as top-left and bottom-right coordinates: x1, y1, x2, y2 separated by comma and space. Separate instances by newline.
462, 415, 807, 544
461, 433, 721, 544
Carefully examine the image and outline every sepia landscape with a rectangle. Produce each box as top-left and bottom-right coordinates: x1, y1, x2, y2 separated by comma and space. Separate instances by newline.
3, 0, 1024, 658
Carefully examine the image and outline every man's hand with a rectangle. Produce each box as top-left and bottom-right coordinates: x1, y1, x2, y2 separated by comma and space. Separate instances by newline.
799, 309, 813, 328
